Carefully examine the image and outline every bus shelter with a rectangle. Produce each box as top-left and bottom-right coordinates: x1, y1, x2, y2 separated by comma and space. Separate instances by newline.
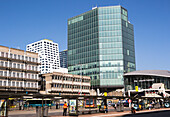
0, 92, 168, 117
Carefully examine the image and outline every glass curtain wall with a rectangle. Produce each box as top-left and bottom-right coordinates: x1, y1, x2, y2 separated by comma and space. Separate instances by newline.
68, 6, 136, 89
68, 9, 100, 87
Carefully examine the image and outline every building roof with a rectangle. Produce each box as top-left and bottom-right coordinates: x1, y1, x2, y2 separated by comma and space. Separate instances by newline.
124, 70, 170, 78
42, 72, 91, 79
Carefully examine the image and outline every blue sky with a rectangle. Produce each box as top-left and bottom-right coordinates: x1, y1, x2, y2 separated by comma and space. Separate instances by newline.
0, 0, 170, 70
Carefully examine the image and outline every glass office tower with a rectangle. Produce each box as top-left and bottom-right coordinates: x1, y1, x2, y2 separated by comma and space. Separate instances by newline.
68, 6, 136, 91
59, 50, 68, 68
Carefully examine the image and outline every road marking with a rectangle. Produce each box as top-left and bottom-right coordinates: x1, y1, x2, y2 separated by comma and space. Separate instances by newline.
92, 112, 130, 117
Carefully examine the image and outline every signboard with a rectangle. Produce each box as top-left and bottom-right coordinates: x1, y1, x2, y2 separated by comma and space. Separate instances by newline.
134, 79, 154, 82
78, 100, 83, 107
104, 92, 107, 96
0, 99, 6, 116
69, 99, 77, 114
128, 99, 132, 103
135, 86, 138, 92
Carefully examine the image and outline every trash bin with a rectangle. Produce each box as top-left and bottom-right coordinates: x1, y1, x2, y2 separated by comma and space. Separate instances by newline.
155, 103, 160, 109
116, 103, 124, 112
44, 106, 49, 117
36, 106, 41, 117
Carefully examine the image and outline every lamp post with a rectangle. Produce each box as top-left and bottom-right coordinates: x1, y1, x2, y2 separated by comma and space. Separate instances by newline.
80, 64, 82, 95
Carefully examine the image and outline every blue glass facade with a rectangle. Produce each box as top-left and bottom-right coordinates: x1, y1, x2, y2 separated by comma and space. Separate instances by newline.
59, 50, 68, 68
68, 6, 136, 90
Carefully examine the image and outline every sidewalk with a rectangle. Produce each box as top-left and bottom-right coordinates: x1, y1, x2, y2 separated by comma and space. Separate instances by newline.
9, 108, 63, 115
50, 108, 170, 117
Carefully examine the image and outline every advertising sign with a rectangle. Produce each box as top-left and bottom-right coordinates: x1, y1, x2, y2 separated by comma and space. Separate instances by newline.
104, 92, 107, 96
135, 86, 138, 92
69, 99, 77, 114
0, 99, 6, 116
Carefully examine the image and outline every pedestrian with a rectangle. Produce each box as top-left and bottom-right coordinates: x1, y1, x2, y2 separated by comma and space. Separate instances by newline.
131, 104, 136, 114
104, 104, 108, 113
56, 103, 58, 109
114, 103, 117, 110
63, 102, 68, 116
26, 102, 29, 110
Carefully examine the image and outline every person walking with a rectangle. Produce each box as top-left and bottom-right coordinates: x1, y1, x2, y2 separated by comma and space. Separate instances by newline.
63, 102, 68, 116
131, 104, 136, 114
104, 104, 108, 113
114, 103, 117, 110
56, 103, 58, 109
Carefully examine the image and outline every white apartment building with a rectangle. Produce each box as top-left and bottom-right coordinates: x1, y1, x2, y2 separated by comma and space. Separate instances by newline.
26, 39, 60, 74
0, 45, 40, 93
41, 72, 90, 95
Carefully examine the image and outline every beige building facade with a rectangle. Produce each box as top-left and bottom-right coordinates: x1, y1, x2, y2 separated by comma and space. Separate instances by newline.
0, 45, 40, 93
41, 72, 91, 95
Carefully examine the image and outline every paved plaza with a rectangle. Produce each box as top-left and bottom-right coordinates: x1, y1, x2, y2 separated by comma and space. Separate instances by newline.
8, 107, 170, 117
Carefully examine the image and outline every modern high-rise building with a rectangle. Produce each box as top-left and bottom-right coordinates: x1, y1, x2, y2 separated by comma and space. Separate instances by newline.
59, 50, 68, 68
68, 5, 136, 91
27, 39, 60, 74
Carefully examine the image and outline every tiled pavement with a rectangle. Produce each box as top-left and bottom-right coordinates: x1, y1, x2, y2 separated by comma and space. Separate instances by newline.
8, 107, 170, 117
49, 108, 170, 117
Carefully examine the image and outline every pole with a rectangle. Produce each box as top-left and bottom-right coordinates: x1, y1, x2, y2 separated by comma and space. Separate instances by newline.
6, 98, 9, 117
41, 97, 44, 117
80, 64, 82, 95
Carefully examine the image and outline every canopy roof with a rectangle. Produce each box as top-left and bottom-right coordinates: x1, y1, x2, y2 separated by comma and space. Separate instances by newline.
124, 70, 170, 78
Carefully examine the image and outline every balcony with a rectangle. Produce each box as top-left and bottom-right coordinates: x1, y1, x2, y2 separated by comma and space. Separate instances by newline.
52, 80, 62, 84
63, 88, 72, 92
63, 80, 72, 85
82, 82, 90, 86
73, 89, 79, 92
73, 82, 81, 85
51, 87, 62, 92
82, 89, 90, 93
24, 59, 40, 65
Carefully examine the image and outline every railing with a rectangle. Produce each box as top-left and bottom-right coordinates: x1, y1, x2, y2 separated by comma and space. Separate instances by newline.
51, 87, 62, 91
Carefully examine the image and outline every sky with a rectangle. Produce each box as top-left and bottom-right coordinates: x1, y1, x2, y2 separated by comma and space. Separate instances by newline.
0, 0, 170, 71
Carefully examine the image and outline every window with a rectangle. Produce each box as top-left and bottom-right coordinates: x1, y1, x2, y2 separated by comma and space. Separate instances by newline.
18, 55, 20, 60
4, 71, 7, 76
4, 81, 7, 86
20, 82, 23, 87
5, 62, 8, 67
13, 63, 16, 68
0, 81, 2, 86
17, 73, 20, 77
1, 52, 4, 57
12, 81, 15, 86
17, 64, 20, 69
10, 54, 13, 58
0, 61, 3, 66
0, 71, 3, 76
22, 56, 24, 60
13, 72, 16, 77
8, 81, 11, 86
16, 82, 19, 87
29, 57, 31, 61
14, 54, 17, 59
